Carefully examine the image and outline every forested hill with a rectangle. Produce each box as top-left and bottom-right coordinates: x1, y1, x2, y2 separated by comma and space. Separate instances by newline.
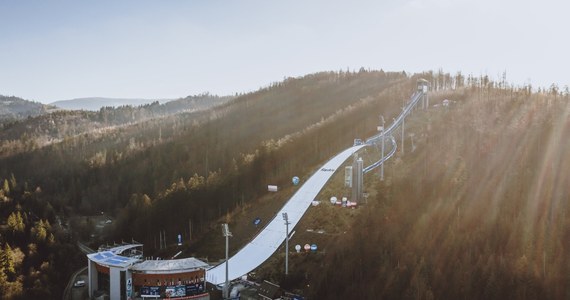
0, 69, 418, 298
0, 69, 410, 248
310, 82, 570, 299
50, 95, 226, 112
0, 94, 233, 156
103, 70, 412, 249
50, 97, 169, 111
0, 95, 52, 123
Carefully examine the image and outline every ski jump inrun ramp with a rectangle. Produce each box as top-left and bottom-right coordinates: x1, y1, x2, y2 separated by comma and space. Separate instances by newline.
207, 90, 426, 285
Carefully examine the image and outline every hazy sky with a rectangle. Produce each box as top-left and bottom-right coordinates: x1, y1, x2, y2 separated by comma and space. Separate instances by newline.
1, 0, 568, 103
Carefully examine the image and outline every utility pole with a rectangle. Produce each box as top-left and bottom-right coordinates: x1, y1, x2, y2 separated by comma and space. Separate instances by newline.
282, 213, 290, 275
222, 224, 232, 299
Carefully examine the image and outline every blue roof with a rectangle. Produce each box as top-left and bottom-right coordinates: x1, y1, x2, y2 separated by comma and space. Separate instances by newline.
88, 250, 141, 268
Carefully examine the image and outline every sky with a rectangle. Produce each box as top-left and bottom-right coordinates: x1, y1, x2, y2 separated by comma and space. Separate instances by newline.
1, 0, 569, 103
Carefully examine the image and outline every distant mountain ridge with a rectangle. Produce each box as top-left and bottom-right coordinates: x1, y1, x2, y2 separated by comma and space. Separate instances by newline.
0, 95, 52, 122
0, 93, 234, 149
50, 97, 172, 111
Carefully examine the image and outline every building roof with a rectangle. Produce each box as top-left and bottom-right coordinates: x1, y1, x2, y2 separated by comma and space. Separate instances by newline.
130, 257, 209, 274
88, 243, 208, 274
87, 251, 142, 268
107, 243, 143, 254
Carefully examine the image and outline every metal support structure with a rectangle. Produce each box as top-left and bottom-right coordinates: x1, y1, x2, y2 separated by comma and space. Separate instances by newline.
222, 224, 232, 299
282, 213, 290, 275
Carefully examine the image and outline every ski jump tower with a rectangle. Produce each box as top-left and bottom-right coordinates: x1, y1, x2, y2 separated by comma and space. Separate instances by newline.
417, 78, 430, 109
351, 154, 364, 203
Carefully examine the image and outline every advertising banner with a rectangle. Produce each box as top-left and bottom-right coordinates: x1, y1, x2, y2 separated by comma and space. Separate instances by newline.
185, 282, 205, 295
140, 286, 160, 297
140, 283, 205, 298
165, 285, 186, 298
127, 278, 132, 298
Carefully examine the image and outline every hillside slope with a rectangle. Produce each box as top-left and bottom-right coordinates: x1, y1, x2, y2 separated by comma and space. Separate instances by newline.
108, 70, 414, 253
50, 97, 170, 111
0, 94, 233, 156
310, 85, 570, 299
0, 70, 420, 299
1, 70, 405, 205
0, 95, 51, 123
1, 70, 411, 250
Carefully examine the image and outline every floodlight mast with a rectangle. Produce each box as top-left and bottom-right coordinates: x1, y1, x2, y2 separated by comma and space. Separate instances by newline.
282, 213, 290, 275
222, 223, 232, 299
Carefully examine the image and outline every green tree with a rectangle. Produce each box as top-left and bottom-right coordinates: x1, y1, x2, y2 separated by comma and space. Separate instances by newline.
47, 233, 55, 246
31, 220, 48, 243
3, 179, 9, 195
6, 212, 25, 234
0, 246, 6, 286
9, 173, 16, 191
0, 243, 15, 279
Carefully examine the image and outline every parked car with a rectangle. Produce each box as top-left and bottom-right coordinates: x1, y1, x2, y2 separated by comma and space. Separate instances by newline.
74, 280, 86, 287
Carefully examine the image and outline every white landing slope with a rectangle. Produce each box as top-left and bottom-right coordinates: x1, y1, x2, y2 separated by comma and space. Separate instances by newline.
207, 144, 366, 285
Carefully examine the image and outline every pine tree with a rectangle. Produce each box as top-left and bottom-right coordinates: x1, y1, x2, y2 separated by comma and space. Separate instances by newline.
1, 243, 15, 279
3, 179, 9, 195
0, 246, 6, 285
31, 220, 47, 243
47, 233, 55, 246
9, 174, 16, 191
7, 212, 25, 234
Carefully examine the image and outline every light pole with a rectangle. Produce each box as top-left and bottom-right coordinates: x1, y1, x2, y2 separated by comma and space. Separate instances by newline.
401, 110, 405, 155
379, 115, 385, 181
282, 212, 290, 275
221, 223, 232, 299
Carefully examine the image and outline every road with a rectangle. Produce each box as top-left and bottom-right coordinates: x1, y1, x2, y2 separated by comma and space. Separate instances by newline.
62, 242, 94, 300
62, 266, 88, 300
77, 241, 95, 255
207, 90, 427, 285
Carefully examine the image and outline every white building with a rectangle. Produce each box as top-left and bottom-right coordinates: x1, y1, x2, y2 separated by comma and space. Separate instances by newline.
87, 244, 209, 300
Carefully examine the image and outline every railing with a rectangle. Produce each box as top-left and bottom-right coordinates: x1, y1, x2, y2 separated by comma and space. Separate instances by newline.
363, 135, 397, 174
363, 91, 425, 173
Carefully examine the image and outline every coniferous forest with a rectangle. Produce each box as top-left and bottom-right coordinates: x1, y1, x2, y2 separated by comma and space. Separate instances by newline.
0, 70, 407, 298
1, 69, 570, 299
310, 77, 570, 299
